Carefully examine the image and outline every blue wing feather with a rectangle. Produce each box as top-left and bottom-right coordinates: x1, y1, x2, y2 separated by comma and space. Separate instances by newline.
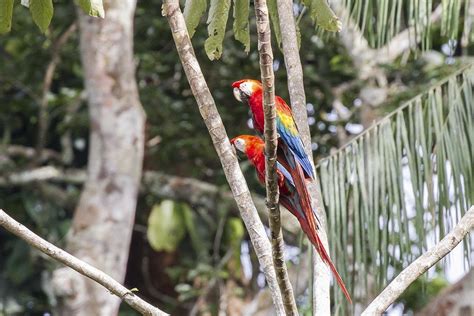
277, 121, 315, 179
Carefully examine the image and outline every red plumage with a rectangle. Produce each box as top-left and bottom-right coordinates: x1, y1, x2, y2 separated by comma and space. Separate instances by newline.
230, 135, 352, 303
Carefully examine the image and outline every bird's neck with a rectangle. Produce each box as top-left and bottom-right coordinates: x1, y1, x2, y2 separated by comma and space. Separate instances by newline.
248, 90, 264, 133
246, 145, 266, 182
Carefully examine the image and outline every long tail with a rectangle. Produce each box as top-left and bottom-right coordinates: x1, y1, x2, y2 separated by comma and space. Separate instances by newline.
305, 223, 352, 304
279, 144, 352, 303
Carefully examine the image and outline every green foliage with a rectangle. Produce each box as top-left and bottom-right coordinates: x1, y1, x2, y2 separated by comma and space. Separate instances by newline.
77, 0, 105, 18
398, 275, 448, 312
318, 66, 474, 309
29, 0, 53, 33
0, 0, 103, 34
204, 0, 231, 60
267, 0, 282, 47
232, 0, 250, 52
147, 200, 189, 252
1, 1, 472, 314
184, 0, 207, 38
343, 0, 471, 48
303, 0, 342, 32
0, 0, 14, 34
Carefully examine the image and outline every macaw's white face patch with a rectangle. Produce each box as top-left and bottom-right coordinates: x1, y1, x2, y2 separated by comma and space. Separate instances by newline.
233, 87, 242, 102
239, 82, 253, 97
233, 138, 246, 153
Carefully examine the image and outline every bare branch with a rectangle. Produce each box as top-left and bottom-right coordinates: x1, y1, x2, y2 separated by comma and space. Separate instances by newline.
3, 144, 62, 162
255, 0, 298, 313
361, 206, 474, 315
0, 209, 168, 316
36, 22, 77, 162
276, 0, 332, 312
161, 1, 285, 313
0, 164, 302, 235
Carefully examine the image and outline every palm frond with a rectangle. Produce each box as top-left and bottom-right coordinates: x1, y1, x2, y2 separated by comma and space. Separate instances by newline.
340, 0, 472, 48
317, 64, 474, 309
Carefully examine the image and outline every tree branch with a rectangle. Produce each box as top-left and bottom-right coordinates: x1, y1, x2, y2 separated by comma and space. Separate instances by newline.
361, 206, 474, 315
161, 1, 285, 314
0, 164, 302, 235
0, 209, 167, 316
276, 0, 332, 313
255, 0, 298, 314
36, 22, 77, 162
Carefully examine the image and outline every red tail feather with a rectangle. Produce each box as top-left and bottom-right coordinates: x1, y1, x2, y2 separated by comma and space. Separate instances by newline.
281, 144, 352, 304
308, 227, 353, 304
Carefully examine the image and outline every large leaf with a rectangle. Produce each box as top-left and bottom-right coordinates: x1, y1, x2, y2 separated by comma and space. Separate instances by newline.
313, 0, 341, 32
184, 0, 207, 38
147, 200, 187, 252
77, 0, 105, 18
0, 0, 13, 34
232, 0, 250, 52
302, 0, 341, 32
204, 0, 231, 60
267, 0, 282, 47
29, 0, 53, 33
317, 65, 474, 308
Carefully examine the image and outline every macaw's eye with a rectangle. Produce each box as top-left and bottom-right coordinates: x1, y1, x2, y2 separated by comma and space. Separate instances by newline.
233, 87, 242, 102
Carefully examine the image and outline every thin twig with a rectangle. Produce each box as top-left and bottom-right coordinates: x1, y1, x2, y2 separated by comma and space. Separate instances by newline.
0, 209, 168, 316
361, 206, 474, 315
161, 1, 285, 314
36, 22, 77, 162
276, 0, 332, 312
255, 0, 298, 314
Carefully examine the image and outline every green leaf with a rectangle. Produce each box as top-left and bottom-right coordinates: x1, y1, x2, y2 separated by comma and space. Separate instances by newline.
77, 0, 105, 18
267, 0, 282, 48
0, 0, 14, 34
29, 0, 53, 33
204, 0, 231, 60
147, 200, 187, 252
182, 203, 207, 256
184, 0, 207, 38
311, 0, 341, 32
232, 0, 250, 52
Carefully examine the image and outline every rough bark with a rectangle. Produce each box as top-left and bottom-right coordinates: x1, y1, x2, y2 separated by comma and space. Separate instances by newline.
0, 209, 166, 316
255, 0, 298, 314
362, 206, 474, 315
161, 1, 285, 314
276, 0, 332, 313
51, 1, 146, 315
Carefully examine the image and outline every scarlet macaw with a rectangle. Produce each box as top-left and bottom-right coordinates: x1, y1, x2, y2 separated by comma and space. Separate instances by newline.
232, 79, 314, 179
231, 135, 351, 303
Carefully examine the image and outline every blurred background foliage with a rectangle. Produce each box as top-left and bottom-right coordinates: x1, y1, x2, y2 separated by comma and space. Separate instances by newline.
0, 0, 472, 315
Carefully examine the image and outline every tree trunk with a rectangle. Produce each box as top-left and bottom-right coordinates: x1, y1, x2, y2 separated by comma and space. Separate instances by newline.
52, 1, 145, 315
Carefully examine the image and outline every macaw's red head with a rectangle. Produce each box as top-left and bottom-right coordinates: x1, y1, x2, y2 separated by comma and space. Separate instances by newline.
230, 135, 264, 158
232, 79, 262, 103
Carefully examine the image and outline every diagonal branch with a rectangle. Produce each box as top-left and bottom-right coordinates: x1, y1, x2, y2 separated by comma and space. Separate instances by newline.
361, 206, 474, 315
161, 1, 285, 314
255, 0, 298, 314
0, 209, 167, 316
276, 0, 332, 313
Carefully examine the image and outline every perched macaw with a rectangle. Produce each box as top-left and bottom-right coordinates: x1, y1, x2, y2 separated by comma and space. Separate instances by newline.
232, 79, 314, 179
231, 135, 352, 303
